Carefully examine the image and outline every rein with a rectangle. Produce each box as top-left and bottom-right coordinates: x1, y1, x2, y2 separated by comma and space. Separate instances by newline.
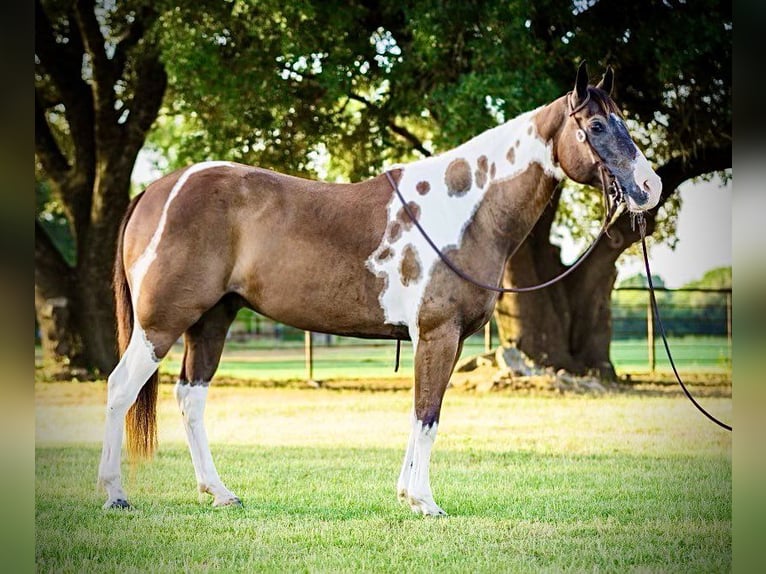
636, 216, 732, 431
386, 94, 732, 431
386, 170, 616, 293
384, 92, 619, 294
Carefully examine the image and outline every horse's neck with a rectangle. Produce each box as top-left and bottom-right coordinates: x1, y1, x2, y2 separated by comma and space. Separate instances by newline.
397, 101, 565, 261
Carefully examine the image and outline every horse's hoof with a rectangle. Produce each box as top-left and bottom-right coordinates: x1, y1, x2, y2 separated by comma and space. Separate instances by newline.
408, 495, 447, 517
213, 496, 243, 508
103, 498, 132, 510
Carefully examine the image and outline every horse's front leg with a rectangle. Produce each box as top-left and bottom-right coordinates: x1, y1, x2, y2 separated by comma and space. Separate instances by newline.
398, 322, 462, 516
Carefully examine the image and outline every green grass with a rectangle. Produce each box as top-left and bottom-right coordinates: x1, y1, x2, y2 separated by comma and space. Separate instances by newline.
36, 383, 731, 572
158, 336, 731, 382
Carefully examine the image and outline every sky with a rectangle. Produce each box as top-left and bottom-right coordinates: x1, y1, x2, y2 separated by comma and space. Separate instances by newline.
132, 154, 732, 289
612, 176, 732, 287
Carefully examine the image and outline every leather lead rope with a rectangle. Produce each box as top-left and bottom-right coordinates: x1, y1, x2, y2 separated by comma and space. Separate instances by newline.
637, 216, 732, 431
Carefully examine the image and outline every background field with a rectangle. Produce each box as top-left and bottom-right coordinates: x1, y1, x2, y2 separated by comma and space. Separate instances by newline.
157, 335, 732, 382
36, 381, 731, 572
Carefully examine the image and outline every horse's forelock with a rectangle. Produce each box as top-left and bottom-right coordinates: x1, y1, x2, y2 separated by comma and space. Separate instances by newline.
588, 86, 622, 117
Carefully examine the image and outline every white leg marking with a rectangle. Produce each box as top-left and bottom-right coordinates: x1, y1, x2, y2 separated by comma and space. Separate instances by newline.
405, 420, 445, 516
98, 324, 160, 508
174, 382, 240, 506
396, 411, 417, 501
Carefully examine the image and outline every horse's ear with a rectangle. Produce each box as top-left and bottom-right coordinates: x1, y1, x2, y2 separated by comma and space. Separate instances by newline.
596, 66, 614, 95
574, 60, 589, 102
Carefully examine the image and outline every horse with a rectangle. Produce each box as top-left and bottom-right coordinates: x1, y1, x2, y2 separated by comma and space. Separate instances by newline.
98, 62, 661, 515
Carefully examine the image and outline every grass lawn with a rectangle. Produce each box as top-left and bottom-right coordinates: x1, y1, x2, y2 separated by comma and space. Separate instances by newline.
36, 382, 731, 572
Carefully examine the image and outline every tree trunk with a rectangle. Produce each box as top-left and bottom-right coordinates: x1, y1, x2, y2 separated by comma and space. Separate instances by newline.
35, 222, 82, 376
35, 0, 167, 378
495, 193, 659, 381
34, 171, 132, 377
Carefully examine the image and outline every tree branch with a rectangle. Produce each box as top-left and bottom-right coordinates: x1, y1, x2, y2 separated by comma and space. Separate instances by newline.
113, 5, 158, 73
386, 123, 433, 157
656, 145, 732, 202
35, 93, 71, 182
120, 51, 167, 155
349, 93, 433, 157
35, 0, 96, 190
35, 0, 83, 104
74, 0, 117, 133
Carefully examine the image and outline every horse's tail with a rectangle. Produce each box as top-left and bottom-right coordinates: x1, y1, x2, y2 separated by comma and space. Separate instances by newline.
113, 191, 159, 461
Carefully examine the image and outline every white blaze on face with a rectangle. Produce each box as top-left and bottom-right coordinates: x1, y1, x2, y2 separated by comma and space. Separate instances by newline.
129, 161, 235, 309
628, 146, 662, 212
366, 108, 563, 346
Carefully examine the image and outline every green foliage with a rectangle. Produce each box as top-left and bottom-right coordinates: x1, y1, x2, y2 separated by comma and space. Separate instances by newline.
143, 0, 729, 248
35, 180, 75, 266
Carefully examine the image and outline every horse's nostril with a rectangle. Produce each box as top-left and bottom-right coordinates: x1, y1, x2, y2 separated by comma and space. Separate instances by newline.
642, 180, 651, 193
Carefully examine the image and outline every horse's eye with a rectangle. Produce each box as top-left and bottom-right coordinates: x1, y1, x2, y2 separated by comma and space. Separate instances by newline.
590, 121, 605, 133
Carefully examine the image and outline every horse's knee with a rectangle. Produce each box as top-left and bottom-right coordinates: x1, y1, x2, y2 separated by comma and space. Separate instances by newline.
175, 382, 208, 424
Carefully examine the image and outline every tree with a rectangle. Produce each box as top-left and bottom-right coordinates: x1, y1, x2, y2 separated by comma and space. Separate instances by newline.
35, 0, 730, 379
35, 0, 167, 375
492, 0, 731, 378
154, 0, 729, 379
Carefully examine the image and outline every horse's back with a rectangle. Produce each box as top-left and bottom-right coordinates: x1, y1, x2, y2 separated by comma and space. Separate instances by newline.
122, 162, 397, 339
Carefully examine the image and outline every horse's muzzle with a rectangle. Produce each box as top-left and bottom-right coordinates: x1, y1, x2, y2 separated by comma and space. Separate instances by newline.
624, 151, 662, 212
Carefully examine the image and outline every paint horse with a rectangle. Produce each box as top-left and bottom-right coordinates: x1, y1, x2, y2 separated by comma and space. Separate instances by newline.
99, 63, 661, 515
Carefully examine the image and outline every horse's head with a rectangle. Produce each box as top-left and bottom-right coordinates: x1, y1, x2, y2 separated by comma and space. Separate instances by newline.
555, 62, 662, 212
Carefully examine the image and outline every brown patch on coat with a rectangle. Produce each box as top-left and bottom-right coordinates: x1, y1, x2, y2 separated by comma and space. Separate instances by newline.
396, 201, 421, 230
490, 162, 496, 179
527, 125, 533, 135
387, 221, 402, 242
399, 244, 422, 286
475, 155, 489, 189
445, 158, 472, 196
376, 247, 393, 262
416, 181, 430, 195
506, 147, 515, 164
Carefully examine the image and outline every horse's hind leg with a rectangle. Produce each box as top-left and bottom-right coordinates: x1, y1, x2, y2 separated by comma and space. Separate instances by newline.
175, 295, 242, 506
98, 326, 161, 509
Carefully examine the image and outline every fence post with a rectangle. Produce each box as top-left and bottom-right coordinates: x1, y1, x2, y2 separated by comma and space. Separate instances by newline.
484, 321, 492, 354
305, 330, 314, 382
647, 293, 655, 372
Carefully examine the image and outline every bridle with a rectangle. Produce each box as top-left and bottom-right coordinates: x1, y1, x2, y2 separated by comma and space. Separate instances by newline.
567, 89, 625, 212
385, 90, 622, 294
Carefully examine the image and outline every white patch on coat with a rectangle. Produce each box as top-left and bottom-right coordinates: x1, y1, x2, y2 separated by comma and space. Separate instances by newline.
396, 411, 417, 499
129, 161, 235, 308
367, 108, 563, 346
